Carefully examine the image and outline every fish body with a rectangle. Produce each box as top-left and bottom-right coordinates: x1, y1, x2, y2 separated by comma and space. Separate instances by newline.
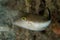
13, 13, 51, 31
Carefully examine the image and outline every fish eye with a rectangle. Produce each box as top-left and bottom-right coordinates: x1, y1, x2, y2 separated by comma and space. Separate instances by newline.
21, 17, 27, 20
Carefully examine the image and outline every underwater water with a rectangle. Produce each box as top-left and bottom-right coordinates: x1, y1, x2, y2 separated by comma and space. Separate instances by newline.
0, 0, 60, 40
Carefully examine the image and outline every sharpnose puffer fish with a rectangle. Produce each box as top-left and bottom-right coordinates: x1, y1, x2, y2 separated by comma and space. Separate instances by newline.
13, 9, 51, 31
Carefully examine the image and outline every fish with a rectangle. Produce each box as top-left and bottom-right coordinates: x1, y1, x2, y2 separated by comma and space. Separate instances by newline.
13, 11, 51, 31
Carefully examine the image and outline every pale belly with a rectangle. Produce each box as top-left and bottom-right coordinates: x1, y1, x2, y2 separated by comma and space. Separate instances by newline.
13, 20, 51, 31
